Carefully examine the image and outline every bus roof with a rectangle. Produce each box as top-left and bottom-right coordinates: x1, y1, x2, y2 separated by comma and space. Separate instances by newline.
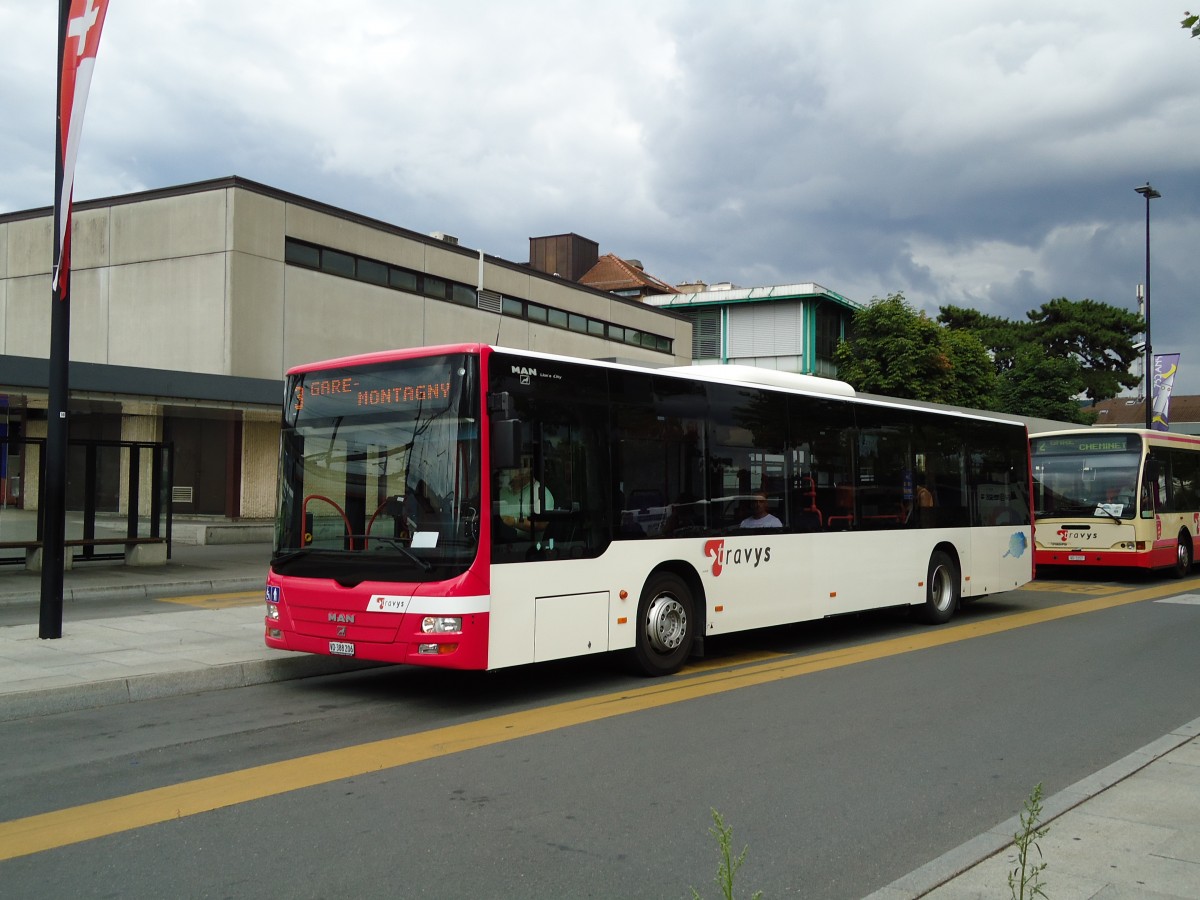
287, 343, 1029, 429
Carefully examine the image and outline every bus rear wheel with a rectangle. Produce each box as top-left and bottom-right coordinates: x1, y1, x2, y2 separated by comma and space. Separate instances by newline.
1172, 533, 1193, 579
918, 550, 959, 624
631, 572, 694, 676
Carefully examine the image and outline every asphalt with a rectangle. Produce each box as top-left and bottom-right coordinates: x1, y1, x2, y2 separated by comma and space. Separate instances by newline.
1, 545, 1198, 897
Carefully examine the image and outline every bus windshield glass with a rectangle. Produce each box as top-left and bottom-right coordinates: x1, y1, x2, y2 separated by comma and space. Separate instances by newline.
1031, 433, 1141, 520
273, 353, 480, 582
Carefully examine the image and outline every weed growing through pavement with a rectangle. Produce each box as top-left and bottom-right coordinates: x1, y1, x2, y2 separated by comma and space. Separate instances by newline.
1008, 782, 1050, 900
691, 808, 763, 900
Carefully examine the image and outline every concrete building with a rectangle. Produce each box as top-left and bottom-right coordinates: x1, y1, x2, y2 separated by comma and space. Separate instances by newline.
643, 282, 861, 377
0, 177, 691, 535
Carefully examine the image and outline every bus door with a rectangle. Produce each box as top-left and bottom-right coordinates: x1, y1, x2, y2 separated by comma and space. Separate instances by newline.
488, 354, 610, 563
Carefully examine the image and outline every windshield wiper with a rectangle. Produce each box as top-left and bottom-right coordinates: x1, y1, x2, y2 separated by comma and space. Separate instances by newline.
349, 535, 433, 571
272, 546, 318, 566
1049, 503, 1097, 516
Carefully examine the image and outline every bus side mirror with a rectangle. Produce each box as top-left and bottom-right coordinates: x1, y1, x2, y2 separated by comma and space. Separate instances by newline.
492, 418, 522, 470
1140, 458, 1158, 517
487, 391, 522, 469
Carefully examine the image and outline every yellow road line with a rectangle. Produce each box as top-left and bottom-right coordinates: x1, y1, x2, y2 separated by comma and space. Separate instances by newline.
1020, 581, 1124, 595
0, 580, 1183, 861
157, 591, 261, 609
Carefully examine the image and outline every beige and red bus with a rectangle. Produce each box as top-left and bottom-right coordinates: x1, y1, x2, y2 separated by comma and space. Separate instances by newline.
1032, 428, 1200, 577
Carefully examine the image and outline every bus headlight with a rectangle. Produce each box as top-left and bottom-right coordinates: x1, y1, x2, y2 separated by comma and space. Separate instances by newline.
266, 603, 281, 620
421, 616, 462, 634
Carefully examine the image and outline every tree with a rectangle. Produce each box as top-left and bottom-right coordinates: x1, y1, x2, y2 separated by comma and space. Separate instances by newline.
940, 297, 1142, 414
834, 293, 997, 406
994, 345, 1094, 424
1183, 11, 1199, 39
1026, 298, 1142, 403
938, 305, 1028, 372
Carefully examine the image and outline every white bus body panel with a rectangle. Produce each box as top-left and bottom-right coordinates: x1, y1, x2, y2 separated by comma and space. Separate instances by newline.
485, 525, 1031, 670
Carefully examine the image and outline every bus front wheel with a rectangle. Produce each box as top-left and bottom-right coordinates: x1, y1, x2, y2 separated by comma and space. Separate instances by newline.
1172, 533, 1193, 579
631, 572, 694, 676
919, 550, 959, 624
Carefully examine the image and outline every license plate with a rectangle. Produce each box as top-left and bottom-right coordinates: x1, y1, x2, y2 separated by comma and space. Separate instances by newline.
329, 641, 355, 656
1068, 555, 1085, 561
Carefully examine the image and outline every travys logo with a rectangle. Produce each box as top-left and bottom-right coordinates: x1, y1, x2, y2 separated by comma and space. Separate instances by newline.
704, 539, 772, 577
1056, 529, 1098, 543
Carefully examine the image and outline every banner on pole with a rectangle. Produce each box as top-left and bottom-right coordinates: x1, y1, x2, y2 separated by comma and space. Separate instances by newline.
53, 0, 111, 299
1151, 353, 1181, 431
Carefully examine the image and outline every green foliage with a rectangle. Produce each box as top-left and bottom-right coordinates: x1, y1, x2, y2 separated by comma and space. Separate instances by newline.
940, 296, 1142, 416
1184, 11, 1199, 38
938, 305, 1028, 372
994, 345, 1094, 423
1025, 298, 1142, 403
1008, 783, 1050, 900
835, 293, 997, 407
691, 808, 763, 900
839, 292, 1140, 416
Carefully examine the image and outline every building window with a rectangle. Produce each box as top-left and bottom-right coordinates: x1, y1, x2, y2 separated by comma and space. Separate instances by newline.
815, 305, 842, 362
357, 258, 387, 285
451, 283, 477, 307
282, 237, 672, 355
321, 249, 355, 278
423, 276, 447, 300
390, 268, 418, 292
285, 240, 320, 268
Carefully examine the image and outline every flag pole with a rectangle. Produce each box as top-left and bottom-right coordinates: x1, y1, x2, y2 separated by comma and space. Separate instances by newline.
40, 0, 72, 638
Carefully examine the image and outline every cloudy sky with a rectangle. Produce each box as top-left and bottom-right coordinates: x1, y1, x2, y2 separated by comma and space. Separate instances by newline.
4, 1, 1198, 392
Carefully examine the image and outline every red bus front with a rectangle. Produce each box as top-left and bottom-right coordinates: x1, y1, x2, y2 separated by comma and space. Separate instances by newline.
265, 345, 492, 669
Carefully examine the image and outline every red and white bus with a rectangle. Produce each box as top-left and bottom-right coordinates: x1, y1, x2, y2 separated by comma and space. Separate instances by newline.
1032, 428, 1200, 576
265, 344, 1033, 675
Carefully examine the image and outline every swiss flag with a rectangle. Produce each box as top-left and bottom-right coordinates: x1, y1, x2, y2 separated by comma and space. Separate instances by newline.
53, 0, 111, 298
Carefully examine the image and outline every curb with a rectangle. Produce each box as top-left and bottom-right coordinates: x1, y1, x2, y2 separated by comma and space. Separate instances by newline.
0, 577, 267, 608
0, 654, 386, 723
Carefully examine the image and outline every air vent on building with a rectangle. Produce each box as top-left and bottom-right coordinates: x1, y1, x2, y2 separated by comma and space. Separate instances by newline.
430, 231, 459, 245
692, 308, 721, 359
477, 289, 503, 314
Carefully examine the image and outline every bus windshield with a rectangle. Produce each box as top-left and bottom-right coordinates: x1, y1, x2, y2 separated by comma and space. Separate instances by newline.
1031, 433, 1141, 520
273, 353, 480, 582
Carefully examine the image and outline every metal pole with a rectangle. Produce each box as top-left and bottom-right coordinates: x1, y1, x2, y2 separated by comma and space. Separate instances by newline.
40, 0, 71, 639
1135, 183, 1160, 430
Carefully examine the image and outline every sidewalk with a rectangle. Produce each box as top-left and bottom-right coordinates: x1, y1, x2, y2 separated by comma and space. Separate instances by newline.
1, 549, 1198, 896
0, 542, 378, 722
869, 716, 1200, 898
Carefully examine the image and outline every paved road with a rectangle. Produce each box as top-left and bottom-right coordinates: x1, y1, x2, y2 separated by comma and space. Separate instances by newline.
2, 568, 1198, 897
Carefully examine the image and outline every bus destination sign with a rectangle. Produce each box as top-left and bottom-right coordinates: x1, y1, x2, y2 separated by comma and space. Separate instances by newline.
289, 361, 456, 419
1033, 434, 1140, 455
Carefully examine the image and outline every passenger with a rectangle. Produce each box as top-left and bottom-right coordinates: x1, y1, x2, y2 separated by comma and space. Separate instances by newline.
497, 469, 554, 537
739, 492, 782, 529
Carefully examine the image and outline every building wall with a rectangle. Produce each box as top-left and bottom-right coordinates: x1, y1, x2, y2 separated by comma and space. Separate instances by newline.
241, 412, 279, 519
0, 178, 692, 524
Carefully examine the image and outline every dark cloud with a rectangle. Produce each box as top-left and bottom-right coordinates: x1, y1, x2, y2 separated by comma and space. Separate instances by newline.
4, 0, 1199, 391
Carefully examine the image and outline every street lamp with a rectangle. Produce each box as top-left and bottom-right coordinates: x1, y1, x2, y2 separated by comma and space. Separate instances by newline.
1135, 182, 1161, 429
